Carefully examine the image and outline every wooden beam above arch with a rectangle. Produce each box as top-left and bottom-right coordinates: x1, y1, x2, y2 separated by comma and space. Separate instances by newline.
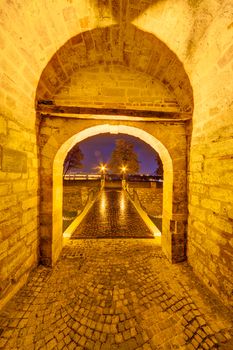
37, 103, 192, 122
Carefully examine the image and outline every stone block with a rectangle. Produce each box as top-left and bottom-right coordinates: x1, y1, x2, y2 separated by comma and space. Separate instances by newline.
27, 178, 38, 191
190, 194, 199, 206
1, 148, 27, 173
22, 208, 37, 226
189, 206, 206, 222
192, 220, 207, 235
22, 196, 38, 210
19, 219, 38, 239
0, 194, 17, 211
208, 229, 227, 246
190, 161, 203, 172
205, 239, 220, 257
0, 216, 20, 240
26, 229, 38, 246
0, 183, 11, 196
201, 198, 221, 213
207, 213, 232, 234
12, 180, 27, 193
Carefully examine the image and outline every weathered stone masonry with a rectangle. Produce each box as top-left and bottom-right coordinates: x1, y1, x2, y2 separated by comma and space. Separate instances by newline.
128, 185, 163, 218
0, 114, 39, 309
0, 0, 232, 309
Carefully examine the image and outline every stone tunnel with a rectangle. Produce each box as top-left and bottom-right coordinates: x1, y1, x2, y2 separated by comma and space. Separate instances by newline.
0, 1, 232, 349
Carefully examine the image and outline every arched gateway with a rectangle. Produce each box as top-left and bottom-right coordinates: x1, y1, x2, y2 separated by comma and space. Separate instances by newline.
37, 23, 191, 269
40, 122, 187, 266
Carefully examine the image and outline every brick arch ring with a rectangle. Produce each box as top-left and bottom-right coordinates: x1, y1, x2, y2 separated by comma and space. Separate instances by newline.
50, 124, 174, 265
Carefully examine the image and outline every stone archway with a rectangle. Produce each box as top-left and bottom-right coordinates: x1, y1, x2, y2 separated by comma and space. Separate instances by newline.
40, 121, 187, 266
37, 18, 191, 269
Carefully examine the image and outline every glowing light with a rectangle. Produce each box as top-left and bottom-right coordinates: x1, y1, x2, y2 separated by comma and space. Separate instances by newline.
100, 192, 106, 214
98, 163, 107, 173
120, 192, 125, 211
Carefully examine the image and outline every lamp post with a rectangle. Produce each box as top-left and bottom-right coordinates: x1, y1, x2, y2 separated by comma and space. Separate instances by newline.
100, 165, 106, 180
99, 164, 107, 189
121, 165, 127, 189
121, 166, 126, 180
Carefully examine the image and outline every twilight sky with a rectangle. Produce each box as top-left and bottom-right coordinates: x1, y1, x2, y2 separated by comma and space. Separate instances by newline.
77, 133, 158, 174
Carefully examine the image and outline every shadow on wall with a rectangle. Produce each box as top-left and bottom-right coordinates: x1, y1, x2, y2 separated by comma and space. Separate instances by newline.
90, 0, 165, 22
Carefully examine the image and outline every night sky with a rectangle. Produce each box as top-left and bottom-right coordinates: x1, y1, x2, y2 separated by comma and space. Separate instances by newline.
77, 133, 158, 174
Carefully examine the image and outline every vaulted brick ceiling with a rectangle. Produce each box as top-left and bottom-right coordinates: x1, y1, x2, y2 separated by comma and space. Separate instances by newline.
36, 24, 193, 115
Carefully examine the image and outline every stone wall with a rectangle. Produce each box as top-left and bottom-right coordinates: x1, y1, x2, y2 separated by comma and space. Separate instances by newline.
128, 184, 163, 217
0, 114, 39, 309
1, 0, 232, 309
63, 180, 100, 230
37, 26, 193, 114
187, 5, 233, 306
64, 184, 88, 213
54, 65, 180, 113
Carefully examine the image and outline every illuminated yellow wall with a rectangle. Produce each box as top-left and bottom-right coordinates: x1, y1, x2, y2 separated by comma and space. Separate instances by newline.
0, 0, 232, 308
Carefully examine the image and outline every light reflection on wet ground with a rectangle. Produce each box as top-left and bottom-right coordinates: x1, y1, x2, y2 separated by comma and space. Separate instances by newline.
72, 190, 154, 239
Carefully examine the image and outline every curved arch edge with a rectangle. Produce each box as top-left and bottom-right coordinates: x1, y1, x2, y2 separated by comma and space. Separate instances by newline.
51, 124, 174, 265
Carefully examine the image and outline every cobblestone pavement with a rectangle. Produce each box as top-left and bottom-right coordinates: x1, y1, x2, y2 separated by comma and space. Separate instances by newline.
72, 190, 153, 239
0, 239, 232, 350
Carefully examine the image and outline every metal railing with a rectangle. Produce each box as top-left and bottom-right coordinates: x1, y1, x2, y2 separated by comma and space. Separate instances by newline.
63, 174, 101, 181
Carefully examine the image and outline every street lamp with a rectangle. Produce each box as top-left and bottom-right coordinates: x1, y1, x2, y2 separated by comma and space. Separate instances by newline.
101, 165, 106, 173
98, 163, 107, 189
121, 165, 127, 189
121, 165, 127, 180
99, 164, 107, 180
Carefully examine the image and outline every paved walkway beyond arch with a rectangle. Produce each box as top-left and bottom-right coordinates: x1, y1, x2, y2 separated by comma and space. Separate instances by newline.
71, 190, 154, 239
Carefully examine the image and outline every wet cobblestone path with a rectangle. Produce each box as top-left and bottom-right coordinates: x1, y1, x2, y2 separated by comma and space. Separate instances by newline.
0, 191, 233, 349
0, 240, 232, 350
72, 190, 153, 239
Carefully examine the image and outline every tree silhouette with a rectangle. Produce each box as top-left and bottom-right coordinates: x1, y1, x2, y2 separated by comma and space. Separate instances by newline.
63, 144, 84, 174
154, 152, 163, 177
108, 139, 140, 174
